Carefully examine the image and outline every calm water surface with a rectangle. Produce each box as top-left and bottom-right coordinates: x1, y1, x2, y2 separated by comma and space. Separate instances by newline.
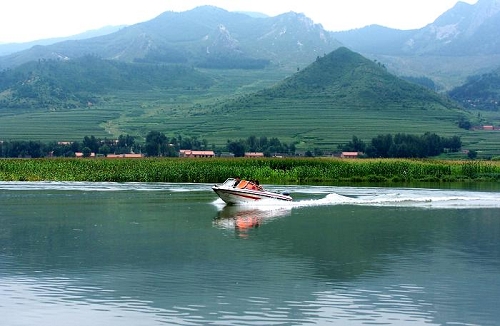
0, 181, 499, 325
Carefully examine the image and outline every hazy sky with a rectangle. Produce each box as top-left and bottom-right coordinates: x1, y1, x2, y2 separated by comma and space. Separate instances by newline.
0, 0, 478, 43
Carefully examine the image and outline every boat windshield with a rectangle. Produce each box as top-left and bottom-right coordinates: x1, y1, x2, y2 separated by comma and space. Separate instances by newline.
221, 178, 263, 191
222, 178, 237, 187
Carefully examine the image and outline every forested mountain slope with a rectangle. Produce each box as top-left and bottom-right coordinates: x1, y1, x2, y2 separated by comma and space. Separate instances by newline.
0, 55, 214, 110
449, 66, 500, 111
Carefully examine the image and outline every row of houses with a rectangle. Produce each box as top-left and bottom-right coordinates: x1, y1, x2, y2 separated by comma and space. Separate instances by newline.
178, 150, 364, 158
74, 152, 145, 158
179, 150, 215, 158
178, 151, 363, 158
74, 150, 363, 159
179, 150, 266, 158
74, 151, 267, 158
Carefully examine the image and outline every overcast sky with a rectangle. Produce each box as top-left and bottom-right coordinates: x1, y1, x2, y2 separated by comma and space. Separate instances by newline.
0, 0, 478, 44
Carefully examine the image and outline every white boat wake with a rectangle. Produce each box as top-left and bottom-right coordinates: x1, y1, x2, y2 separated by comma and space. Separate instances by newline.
214, 186, 500, 210
293, 188, 499, 209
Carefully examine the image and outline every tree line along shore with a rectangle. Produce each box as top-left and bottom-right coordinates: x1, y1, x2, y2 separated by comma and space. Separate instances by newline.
0, 157, 499, 184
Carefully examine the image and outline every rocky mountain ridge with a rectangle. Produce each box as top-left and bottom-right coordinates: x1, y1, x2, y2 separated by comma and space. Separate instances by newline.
0, 6, 340, 70
332, 0, 500, 89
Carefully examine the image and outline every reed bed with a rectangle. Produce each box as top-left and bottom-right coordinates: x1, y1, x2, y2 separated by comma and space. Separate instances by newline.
1, 157, 500, 184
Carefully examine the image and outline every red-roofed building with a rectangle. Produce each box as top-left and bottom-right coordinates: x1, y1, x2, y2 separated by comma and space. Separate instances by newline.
341, 152, 360, 159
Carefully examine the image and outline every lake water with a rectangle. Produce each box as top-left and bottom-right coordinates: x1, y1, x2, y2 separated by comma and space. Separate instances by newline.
1, 181, 499, 326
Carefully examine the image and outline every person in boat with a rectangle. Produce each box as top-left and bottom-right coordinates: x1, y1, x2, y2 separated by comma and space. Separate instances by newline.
247, 180, 263, 191
254, 180, 263, 191
233, 177, 241, 188
247, 181, 257, 190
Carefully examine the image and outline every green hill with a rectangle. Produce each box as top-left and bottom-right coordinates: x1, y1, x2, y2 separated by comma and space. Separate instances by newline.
167, 47, 468, 150
0, 55, 214, 110
448, 67, 500, 111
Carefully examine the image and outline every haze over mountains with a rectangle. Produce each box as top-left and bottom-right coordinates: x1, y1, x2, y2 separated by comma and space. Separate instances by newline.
0, 26, 125, 56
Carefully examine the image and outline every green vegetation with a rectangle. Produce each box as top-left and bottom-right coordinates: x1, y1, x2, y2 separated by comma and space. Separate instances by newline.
448, 68, 500, 111
339, 133, 462, 158
0, 55, 214, 109
1, 157, 499, 183
0, 135, 140, 158
401, 76, 440, 91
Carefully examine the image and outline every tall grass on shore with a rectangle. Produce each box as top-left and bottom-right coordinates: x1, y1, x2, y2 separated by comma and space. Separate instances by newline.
1, 158, 500, 183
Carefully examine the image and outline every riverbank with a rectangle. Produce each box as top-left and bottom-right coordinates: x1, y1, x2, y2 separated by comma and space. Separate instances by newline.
1, 157, 499, 184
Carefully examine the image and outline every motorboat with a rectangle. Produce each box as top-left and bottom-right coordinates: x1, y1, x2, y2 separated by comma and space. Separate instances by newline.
212, 178, 292, 205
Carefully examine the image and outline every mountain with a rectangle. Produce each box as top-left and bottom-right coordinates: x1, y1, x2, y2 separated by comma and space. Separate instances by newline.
0, 25, 125, 56
331, 25, 416, 56
333, 0, 500, 56
448, 66, 500, 110
221, 47, 460, 113
332, 0, 500, 89
0, 6, 340, 70
404, 0, 500, 55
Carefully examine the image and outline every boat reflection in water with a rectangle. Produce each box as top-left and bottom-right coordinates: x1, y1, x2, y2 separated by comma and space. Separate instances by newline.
213, 205, 292, 237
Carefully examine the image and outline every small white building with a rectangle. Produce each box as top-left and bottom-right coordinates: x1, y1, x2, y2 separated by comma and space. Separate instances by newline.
179, 150, 215, 158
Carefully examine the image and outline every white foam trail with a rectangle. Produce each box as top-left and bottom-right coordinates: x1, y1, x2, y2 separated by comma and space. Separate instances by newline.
292, 193, 357, 207
288, 190, 500, 209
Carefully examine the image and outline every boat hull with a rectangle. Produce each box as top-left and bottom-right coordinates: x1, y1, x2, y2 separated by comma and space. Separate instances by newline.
212, 186, 292, 205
